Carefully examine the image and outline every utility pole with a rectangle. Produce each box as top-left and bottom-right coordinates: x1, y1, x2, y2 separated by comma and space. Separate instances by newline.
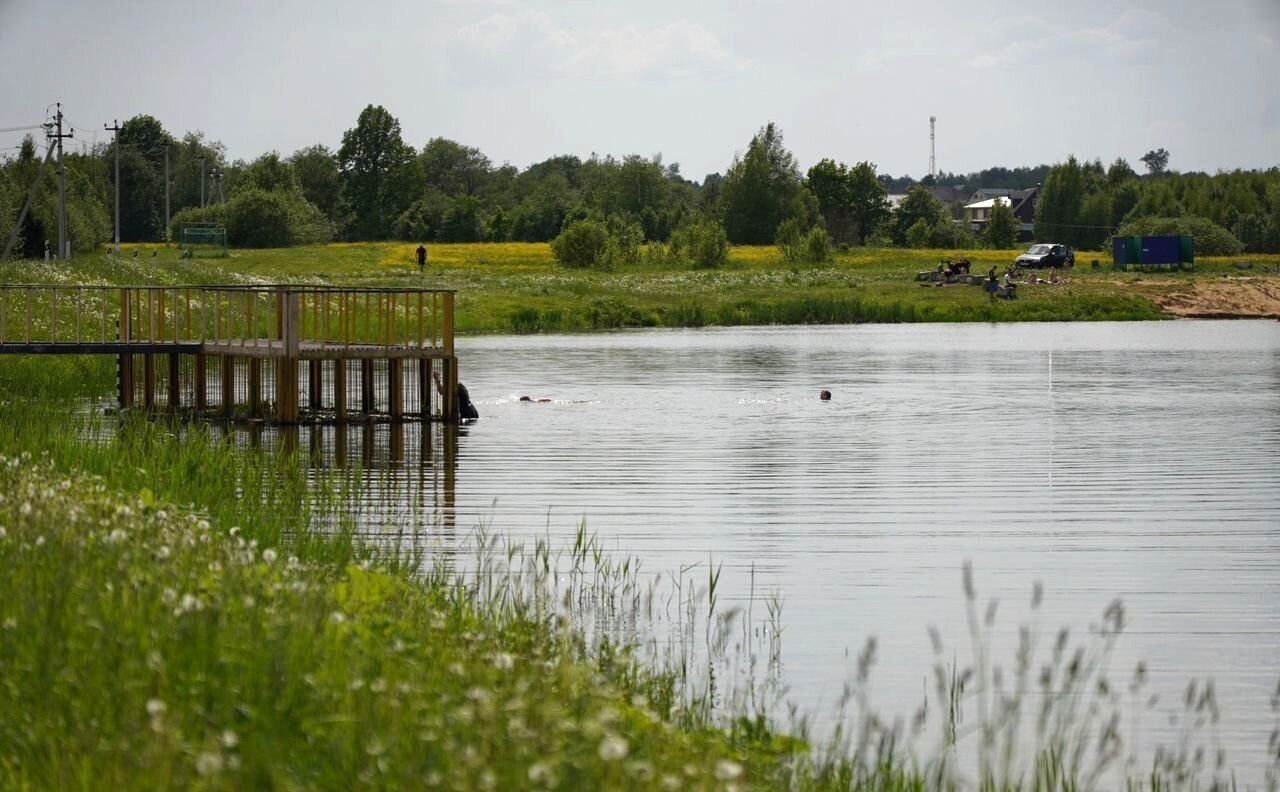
50, 103, 74, 259
196, 155, 207, 207
210, 168, 224, 204
164, 144, 171, 244
105, 119, 121, 253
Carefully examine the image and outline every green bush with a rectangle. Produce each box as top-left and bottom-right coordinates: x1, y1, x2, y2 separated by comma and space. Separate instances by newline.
1115, 215, 1244, 256
775, 217, 808, 262
906, 218, 932, 249
804, 224, 833, 263
551, 219, 610, 268
670, 219, 729, 269
225, 188, 293, 248
603, 214, 643, 267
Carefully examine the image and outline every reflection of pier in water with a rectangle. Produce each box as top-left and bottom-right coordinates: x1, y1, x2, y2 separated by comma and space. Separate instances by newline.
214, 421, 461, 541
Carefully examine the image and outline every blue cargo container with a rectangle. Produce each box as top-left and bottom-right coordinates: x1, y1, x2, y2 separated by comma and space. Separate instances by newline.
1111, 235, 1194, 270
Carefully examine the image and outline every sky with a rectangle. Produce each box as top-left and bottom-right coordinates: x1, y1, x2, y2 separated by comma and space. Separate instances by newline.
1, 0, 1277, 182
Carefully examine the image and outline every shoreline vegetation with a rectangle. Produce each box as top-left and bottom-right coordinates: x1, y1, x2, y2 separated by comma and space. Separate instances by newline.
1, 253, 1279, 789
2, 243, 1279, 337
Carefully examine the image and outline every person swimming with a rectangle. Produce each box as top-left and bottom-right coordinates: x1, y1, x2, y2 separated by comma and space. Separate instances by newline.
819, 390, 832, 401
518, 396, 553, 403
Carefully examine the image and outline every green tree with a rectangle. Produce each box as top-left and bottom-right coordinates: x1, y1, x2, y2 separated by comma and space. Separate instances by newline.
891, 187, 946, 246
419, 138, 491, 197
1106, 157, 1136, 188
846, 162, 891, 245
337, 105, 420, 240
239, 152, 298, 195
290, 145, 342, 222
721, 123, 812, 244
1034, 156, 1086, 245
1140, 148, 1170, 177
905, 218, 932, 249
1077, 191, 1113, 250
983, 198, 1019, 249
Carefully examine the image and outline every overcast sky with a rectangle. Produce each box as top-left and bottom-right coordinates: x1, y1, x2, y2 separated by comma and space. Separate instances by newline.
2, 0, 1277, 181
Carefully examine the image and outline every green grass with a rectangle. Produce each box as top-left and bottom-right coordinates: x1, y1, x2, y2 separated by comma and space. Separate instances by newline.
2, 250, 1278, 789
8, 243, 1277, 336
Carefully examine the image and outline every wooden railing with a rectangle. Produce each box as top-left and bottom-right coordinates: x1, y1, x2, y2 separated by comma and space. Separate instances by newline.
0, 285, 455, 352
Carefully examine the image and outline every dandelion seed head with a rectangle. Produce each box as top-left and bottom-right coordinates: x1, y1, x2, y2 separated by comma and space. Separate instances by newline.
598, 734, 628, 762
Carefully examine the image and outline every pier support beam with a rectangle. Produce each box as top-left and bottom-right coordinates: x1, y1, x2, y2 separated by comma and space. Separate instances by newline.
309, 360, 323, 413
248, 358, 262, 417
167, 354, 180, 410
361, 359, 375, 415
143, 354, 156, 409
118, 354, 134, 409
389, 359, 403, 419
221, 356, 235, 418
333, 360, 347, 421
194, 354, 207, 412
419, 359, 431, 420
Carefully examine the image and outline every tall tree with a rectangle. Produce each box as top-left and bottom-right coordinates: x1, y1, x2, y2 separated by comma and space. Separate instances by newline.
983, 197, 1019, 249
337, 105, 420, 240
806, 159, 890, 245
1140, 148, 1170, 177
721, 123, 811, 244
418, 138, 491, 197
290, 145, 341, 222
891, 187, 946, 246
1034, 156, 1086, 245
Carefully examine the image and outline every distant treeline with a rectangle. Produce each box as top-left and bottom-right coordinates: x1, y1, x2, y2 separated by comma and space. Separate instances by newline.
2, 105, 1279, 255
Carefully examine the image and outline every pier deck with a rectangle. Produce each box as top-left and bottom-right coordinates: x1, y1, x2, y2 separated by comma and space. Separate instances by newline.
0, 284, 461, 423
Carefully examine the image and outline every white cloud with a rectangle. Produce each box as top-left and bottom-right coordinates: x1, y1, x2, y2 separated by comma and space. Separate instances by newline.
970, 10, 1180, 70
454, 12, 750, 80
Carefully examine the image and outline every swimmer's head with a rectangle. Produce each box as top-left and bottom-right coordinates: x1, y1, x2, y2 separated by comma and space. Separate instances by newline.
819, 390, 832, 401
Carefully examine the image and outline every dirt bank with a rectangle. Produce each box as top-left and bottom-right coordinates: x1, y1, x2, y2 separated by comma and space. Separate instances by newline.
1147, 276, 1280, 319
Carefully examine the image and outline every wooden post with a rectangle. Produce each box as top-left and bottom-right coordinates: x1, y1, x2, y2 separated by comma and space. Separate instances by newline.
143, 354, 156, 409
167, 354, 180, 409
117, 355, 133, 408
388, 358, 403, 419
275, 290, 301, 423
361, 359, 375, 415
444, 357, 457, 421
334, 360, 347, 421
248, 358, 262, 417
419, 358, 431, 420
118, 288, 133, 408
221, 356, 235, 418
309, 359, 323, 412
194, 354, 207, 412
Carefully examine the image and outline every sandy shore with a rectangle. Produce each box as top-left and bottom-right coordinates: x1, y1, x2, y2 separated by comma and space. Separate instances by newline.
1148, 276, 1280, 319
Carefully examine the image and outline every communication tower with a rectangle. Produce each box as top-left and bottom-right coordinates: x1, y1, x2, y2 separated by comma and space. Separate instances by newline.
929, 116, 936, 179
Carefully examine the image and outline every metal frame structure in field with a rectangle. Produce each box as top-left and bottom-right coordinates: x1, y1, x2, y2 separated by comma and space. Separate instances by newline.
179, 222, 228, 258
0, 284, 460, 424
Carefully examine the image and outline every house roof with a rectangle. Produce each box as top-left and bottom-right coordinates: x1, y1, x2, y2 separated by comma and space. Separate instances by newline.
964, 197, 1012, 210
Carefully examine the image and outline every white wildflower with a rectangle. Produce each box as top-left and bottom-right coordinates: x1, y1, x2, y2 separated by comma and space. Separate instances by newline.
196, 519, 210, 532
156, 545, 171, 559
2, 618, 16, 630
161, 588, 177, 605
330, 611, 346, 624
262, 548, 277, 564
194, 751, 223, 776
598, 734, 628, 762
105, 528, 127, 545
490, 652, 514, 671
146, 698, 166, 716
221, 730, 238, 749
19, 502, 31, 516
714, 760, 743, 781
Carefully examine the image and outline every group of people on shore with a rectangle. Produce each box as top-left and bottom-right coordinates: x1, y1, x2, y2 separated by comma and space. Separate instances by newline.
985, 264, 1069, 299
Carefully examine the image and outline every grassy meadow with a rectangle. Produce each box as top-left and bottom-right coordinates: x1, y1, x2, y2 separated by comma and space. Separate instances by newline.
2, 248, 1279, 789
6, 242, 1278, 337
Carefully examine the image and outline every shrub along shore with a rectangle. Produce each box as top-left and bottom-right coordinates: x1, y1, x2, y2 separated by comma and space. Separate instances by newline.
1, 251, 1277, 789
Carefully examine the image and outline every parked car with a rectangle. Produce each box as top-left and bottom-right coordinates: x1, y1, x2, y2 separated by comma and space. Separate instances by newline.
1015, 243, 1075, 269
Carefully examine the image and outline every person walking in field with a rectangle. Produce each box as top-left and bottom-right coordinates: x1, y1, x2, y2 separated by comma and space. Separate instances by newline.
416, 243, 427, 271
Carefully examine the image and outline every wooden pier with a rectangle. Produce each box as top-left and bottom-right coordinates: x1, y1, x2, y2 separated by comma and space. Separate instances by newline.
0, 285, 461, 423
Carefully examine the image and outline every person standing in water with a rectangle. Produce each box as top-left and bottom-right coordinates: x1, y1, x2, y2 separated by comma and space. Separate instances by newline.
433, 370, 479, 421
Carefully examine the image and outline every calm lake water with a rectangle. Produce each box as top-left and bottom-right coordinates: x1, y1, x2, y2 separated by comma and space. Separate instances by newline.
264, 320, 1280, 776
